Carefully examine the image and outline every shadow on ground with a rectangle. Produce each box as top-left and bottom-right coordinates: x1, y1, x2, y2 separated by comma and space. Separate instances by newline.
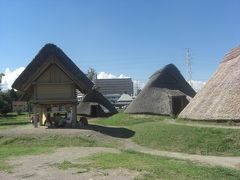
47, 124, 135, 139
86, 124, 135, 138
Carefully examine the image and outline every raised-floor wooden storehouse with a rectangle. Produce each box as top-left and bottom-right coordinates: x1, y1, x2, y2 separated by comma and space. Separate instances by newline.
125, 64, 196, 116
12, 44, 94, 126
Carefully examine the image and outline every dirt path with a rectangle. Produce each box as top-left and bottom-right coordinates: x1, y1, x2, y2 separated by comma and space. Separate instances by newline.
0, 147, 139, 180
163, 118, 240, 129
120, 139, 240, 169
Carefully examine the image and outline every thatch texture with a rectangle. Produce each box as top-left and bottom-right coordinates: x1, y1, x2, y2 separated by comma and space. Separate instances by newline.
125, 64, 196, 115
116, 93, 133, 107
179, 46, 240, 121
77, 90, 117, 117
12, 44, 94, 93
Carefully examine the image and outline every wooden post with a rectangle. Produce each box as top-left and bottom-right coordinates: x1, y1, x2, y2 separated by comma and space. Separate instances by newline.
39, 105, 43, 126
41, 106, 47, 126
33, 104, 38, 128
72, 103, 77, 127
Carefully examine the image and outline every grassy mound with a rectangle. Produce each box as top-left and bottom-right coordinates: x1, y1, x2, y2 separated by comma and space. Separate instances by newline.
92, 113, 165, 126
94, 113, 240, 156
131, 122, 240, 156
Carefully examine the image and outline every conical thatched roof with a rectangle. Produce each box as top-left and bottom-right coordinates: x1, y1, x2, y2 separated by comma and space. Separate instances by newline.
125, 64, 196, 115
12, 43, 94, 94
77, 90, 117, 117
179, 46, 240, 121
118, 93, 133, 102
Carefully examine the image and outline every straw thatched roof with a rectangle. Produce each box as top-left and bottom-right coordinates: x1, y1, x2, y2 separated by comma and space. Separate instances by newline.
118, 93, 133, 102
125, 64, 196, 115
12, 43, 94, 94
179, 46, 240, 121
77, 90, 117, 117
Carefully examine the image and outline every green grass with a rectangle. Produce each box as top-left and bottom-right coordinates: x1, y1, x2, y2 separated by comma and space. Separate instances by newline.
0, 113, 30, 129
92, 113, 240, 156
176, 118, 240, 127
0, 135, 100, 171
58, 150, 240, 180
92, 113, 166, 126
131, 122, 240, 156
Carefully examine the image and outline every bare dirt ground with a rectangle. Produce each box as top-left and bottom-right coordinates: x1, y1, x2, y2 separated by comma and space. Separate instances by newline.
0, 124, 240, 180
0, 147, 139, 180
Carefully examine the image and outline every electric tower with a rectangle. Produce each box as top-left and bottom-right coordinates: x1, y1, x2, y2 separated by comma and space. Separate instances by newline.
185, 48, 192, 86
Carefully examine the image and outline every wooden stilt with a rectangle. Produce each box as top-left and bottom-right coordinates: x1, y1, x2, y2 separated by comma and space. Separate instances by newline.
72, 103, 77, 127
39, 105, 43, 126
33, 105, 38, 128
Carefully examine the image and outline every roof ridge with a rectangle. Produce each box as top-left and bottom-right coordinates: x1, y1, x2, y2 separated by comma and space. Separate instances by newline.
221, 46, 240, 63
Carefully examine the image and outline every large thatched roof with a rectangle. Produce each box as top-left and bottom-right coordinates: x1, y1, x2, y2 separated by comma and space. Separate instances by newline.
179, 46, 240, 120
12, 44, 94, 94
125, 64, 196, 115
77, 90, 117, 117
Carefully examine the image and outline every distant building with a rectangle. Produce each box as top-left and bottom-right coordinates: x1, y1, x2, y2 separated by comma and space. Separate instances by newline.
12, 101, 28, 112
116, 93, 133, 108
95, 78, 133, 95
104, 94, 121, 104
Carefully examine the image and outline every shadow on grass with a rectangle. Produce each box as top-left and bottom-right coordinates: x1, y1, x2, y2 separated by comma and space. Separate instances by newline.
0, 114, 18, 118
86, 124, 135, 138
47, 124, 135, 139
0, 122, 30, 126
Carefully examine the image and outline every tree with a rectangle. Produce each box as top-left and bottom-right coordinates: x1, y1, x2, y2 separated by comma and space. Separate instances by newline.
0, 73, 5, 91
0, 91, 11, 115
0, 89, 23, 115
87, 68, 97, 82
10, 89, 18, 101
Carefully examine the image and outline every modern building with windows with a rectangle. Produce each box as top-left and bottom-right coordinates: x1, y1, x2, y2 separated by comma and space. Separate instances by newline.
94, 78, 134, 95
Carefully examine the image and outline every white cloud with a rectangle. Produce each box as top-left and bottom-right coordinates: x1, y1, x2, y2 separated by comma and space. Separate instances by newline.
1, 67, 25, 91
97, 72, 145, 95
97, 72, 130, 79
0, 68, 204, 95
189, 80, 206, 92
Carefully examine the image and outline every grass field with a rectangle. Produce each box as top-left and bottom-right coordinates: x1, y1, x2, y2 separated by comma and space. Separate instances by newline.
0, 113, 30, 129
58, 150, 240, 180
93, 113, 240, 156
1, 112, 240, 179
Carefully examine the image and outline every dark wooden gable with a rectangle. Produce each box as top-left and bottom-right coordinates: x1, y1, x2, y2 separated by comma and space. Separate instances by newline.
36, 64, 72, 83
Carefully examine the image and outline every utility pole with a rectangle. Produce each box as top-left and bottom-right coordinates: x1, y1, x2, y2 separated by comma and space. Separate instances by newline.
185, 48, 192, 86
135, 81, 139, 96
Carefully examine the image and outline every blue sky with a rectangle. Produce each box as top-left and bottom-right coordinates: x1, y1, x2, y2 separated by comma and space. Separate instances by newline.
1, 0, 240, 86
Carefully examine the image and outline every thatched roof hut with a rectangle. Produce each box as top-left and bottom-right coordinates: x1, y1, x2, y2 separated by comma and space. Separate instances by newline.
125, 64, 196, 115
77, 90, 117, 117
12, 43, 94, 94
179, 46, 240, 121
12, 43, 94, 126
115, 93, 133, 108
